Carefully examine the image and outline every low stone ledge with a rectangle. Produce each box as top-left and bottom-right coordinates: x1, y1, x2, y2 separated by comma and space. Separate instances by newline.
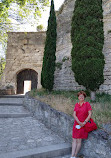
23, 92, 74, 142
23, 93, 111, 158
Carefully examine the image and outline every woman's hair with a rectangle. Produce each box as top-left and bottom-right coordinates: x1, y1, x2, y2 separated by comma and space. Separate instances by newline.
77, 91, 86, 98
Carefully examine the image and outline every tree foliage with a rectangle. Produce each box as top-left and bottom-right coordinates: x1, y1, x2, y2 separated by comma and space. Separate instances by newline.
71, 0, 105, 91
37, 24, 44, 31
0, 57, 6, 79
0, 0, 49, 49
41, 0, 57, 91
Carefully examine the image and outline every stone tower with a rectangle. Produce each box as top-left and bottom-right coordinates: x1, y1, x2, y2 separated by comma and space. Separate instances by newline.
0, 32, 46, 94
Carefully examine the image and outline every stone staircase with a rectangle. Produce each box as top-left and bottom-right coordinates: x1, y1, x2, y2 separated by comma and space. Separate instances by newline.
0, 95, 30, 118
0, 95, 71, 158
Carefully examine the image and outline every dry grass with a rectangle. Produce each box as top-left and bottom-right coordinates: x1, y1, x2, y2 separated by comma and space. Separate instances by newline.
35, 94, 75, 115
30, 89, 111, 128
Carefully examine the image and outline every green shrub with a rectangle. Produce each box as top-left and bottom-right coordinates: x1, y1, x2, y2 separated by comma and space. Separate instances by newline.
62, 56, 69, 62
55, 62, 62, 69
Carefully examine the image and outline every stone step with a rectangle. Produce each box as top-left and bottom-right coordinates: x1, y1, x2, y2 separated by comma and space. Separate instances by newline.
0, 113, 31, 118
54, 155, 71, 158
0, 106, 29, 113
0, 106, 31, 118
55, 155, 85, 158
0, 95, 25, 98
0, 143, 71, 158
0, 103, 23, 106
0, 98, 24, 104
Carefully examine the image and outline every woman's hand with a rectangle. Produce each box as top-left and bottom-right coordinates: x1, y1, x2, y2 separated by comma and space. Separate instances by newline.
79, 122, 84, 127
73, 111, 86, 127
82, 121, 86, 126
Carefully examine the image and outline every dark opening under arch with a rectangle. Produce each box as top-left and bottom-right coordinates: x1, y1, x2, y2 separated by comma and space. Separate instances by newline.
17, 69, 38, 94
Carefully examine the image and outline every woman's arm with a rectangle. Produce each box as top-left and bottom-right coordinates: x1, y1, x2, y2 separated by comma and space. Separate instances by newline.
73, 111, 84, 127
83, 110, 92, 125
73, 110, 92, 127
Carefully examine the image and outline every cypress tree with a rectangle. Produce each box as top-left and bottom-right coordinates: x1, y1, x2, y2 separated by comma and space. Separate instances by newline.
41, 0, 57, 91
71, 0, 105, 100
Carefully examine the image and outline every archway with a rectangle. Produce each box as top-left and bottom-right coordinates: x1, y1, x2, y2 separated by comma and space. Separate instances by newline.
17, 69, 38, 94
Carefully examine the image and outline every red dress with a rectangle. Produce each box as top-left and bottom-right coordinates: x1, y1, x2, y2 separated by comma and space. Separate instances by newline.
72, 102, 92, 139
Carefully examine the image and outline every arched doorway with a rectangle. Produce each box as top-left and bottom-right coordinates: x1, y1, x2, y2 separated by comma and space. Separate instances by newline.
17, 69, 38, 94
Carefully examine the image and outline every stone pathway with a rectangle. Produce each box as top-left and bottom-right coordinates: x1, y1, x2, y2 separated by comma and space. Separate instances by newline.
0, 95, 71, 158
0, 106, 30, 114
54, 155, 70, 158
0, 117, 65, 154
55, 155, 84, 158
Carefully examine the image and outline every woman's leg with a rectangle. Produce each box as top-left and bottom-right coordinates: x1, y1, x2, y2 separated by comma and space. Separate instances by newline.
71, 138, 77, 157
74, 139, 82, 157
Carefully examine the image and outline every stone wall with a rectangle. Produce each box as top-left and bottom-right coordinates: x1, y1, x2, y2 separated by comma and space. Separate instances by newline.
99, 0, 111, 93
54, 0, 111, 94
0, 32, 46, 93
53, 0, 83, 91
23, 93, 111, 158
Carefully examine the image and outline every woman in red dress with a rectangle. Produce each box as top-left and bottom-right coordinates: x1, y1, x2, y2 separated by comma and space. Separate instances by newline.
71, 91, 92, 158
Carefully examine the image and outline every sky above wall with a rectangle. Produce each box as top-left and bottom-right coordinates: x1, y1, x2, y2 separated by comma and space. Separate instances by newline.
40, 0, 65, 28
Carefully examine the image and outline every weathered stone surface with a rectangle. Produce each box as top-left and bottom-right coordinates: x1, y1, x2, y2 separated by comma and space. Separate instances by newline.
53, 0, 81, 91
102, 123, 111, 135
0, 116, 66, 154
24, 93, 111, 158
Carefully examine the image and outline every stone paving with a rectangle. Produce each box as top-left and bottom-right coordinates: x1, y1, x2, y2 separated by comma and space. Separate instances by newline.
0, 97, 24, 104
55, 155, 84, 158
54, 155, 70, 158
0, 106, 30, 114
0, 116, 66, 154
